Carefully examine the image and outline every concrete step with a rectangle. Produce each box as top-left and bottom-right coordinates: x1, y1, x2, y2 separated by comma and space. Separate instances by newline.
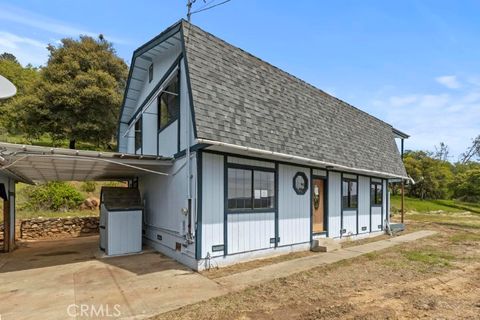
311, 238, 342, 252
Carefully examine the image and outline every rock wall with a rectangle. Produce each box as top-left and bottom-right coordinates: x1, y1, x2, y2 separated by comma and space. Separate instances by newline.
19, 216, 99, 240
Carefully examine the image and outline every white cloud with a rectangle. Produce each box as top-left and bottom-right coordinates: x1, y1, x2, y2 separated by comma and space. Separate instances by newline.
0, 31, 45, 49
389, 95, 418, 107
0, 4, 129, 45
435, 75, 461, 89
0, 31, 48, 66
370, 77, 480, 160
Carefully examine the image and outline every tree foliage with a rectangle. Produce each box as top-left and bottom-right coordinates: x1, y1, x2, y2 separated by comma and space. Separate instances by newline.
403, 151, 454, 199
0, 54, 40, 135
24, 182, 84, 211
8, 36, 128, 148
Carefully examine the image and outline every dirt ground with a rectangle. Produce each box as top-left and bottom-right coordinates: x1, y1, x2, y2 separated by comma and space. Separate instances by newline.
154, 212, 480, 320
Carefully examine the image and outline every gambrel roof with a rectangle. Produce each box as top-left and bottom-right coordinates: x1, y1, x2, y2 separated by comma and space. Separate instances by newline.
120, 20, 407, 178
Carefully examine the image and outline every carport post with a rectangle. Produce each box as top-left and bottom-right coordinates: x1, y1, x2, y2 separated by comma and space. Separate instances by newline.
3, 199, 10, 252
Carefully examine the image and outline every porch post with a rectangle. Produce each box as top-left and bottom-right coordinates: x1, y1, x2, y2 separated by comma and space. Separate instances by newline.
400, 138, 405, 224
401, 180, 405, 224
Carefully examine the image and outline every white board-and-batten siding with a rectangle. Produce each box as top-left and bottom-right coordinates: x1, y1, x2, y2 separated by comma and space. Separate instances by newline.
328, 171, 341, 238
227, 212, 275, 254
201, 153, 225, 258
278, 164, 310, 246
358, 176, 370, 234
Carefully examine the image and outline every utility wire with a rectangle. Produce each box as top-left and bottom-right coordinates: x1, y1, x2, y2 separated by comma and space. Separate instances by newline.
190, 0, 232, 15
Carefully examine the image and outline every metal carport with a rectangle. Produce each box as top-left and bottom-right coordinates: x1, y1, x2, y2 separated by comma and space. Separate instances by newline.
0, 142, 172, 252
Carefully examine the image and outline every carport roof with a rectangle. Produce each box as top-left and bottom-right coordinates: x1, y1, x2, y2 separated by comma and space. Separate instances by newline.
0, 142, 172, 184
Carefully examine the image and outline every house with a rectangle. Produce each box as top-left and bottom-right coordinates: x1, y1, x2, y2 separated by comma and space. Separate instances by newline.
0, 19, 408, 268
114, 19, 409, 270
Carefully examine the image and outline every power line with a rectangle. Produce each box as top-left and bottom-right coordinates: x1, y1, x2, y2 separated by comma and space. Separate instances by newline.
190, 0, 232, 16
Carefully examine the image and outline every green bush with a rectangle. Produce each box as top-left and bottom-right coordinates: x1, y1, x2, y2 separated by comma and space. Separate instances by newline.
81, 181, 96, 193
24, 182, 85, 211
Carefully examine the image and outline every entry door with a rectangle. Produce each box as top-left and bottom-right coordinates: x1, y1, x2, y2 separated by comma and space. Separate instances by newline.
312, 178, 326, 233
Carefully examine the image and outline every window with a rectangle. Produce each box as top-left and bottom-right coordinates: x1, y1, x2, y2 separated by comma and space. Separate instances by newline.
371, 182, 383, 206
134, 117, 142, 153
158, 73, 180, 131
293, 172, 308, 195
149, 63, 153, 83
227, 167, 275, 211
342, 178, 358, 209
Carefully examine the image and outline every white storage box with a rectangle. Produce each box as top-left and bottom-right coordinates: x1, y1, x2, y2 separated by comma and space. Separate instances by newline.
100, 187, 143, 256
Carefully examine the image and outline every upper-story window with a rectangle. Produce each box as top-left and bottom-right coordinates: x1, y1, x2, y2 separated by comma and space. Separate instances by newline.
134, 117, 142, 153
158, 73, 180, 131
371, 181, 383, 206
342, 178, 358, 209
149, 63, 153, 83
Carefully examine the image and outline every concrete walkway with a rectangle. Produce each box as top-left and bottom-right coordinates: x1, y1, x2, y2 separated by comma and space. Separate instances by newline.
215, 230, 437, 291
0, 230, 436, 319
0, 236, 226, 320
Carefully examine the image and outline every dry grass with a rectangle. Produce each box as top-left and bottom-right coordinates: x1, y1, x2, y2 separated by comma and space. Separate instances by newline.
154, 211, 480, 320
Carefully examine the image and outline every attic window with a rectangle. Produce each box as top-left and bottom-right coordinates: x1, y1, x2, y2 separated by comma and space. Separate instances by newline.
149, 63, 153, 83
158, 73, 180, 131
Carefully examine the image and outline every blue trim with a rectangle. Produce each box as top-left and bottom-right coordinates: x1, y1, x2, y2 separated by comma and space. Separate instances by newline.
340, 173, 343, 237
356, 175, 359, 235
274, 162, 279, 246
179, 23, 198, 139
369, 177, 372, 233
227, 163, 275, 172
309, 168, 313, 245
326, 170, 329, 237
225, 162, 277, 213
195, 150, 203, 260
227, 209, 275, 214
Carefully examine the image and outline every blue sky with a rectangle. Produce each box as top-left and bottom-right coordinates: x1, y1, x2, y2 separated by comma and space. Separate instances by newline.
0, 0, 479, 160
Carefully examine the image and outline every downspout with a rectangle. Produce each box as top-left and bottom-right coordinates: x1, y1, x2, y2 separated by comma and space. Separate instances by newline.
185, 65, 193, 244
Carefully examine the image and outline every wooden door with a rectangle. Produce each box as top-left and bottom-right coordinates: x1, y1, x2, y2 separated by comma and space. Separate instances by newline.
312, 178, 325, 233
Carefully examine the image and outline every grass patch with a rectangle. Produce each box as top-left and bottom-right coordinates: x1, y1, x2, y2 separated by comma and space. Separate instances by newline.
391, 195, 480, 214
449, 232, 480, 244
402, 248, 454, 267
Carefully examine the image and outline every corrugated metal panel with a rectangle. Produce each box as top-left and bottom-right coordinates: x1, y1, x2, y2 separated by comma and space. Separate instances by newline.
328, 171, 341, 238
371, 206, 382, 231
227, 212, 275, 254
278, 164, 310, 245
227, 156, 275, 168
201, 153, 225, 257
158, 120, 178, 157
358, 176, 370, 233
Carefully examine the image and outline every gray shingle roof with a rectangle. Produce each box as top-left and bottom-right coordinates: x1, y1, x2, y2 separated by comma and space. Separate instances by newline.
181, 21, 407, 177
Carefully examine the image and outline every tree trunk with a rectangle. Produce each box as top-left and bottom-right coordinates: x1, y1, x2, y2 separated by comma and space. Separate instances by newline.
69, 139, 76, 149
